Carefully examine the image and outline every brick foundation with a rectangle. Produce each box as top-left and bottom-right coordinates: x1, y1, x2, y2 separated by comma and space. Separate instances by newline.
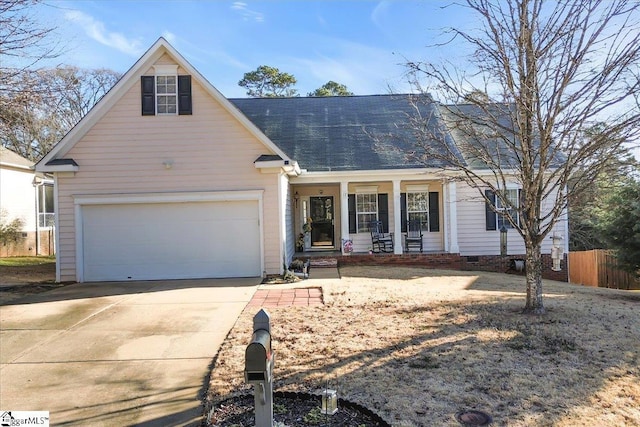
337, 252, 568, 282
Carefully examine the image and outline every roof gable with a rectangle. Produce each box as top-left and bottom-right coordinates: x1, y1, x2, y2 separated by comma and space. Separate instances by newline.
36, 37, 290, 172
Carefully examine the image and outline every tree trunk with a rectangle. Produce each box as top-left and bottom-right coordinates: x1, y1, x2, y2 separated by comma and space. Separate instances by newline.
524, 241, 545, 314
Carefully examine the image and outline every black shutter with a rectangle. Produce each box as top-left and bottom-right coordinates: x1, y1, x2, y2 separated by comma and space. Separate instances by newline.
378, 193, 389, 233
178, 75, 192, 115
400, 193, 407, 232
348, 194, 356, 233
141, 76, 155, 115
429, 191, 440, 232
485, 189, 497, 230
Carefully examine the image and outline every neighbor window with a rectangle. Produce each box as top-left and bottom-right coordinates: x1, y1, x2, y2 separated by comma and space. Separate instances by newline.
407, 191, 429, 230
356, 193, 377, 232
38, 184, 54, 227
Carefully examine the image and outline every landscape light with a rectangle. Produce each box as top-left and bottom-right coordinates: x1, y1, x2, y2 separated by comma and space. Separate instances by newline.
321, 389, 338, 415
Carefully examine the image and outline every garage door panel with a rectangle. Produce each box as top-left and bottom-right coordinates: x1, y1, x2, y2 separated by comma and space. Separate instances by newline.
82, 201, 261, 281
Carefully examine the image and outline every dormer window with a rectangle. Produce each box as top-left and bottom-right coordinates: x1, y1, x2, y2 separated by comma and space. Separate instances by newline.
141, 64, 192, 116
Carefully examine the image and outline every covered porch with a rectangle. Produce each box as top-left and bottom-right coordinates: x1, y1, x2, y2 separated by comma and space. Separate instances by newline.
290, 171, 461, 257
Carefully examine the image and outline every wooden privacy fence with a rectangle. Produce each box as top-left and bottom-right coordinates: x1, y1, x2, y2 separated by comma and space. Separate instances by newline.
569, 250, 640, 290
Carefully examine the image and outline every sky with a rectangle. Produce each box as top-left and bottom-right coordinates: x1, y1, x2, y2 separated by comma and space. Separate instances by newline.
33, 0, 472, 98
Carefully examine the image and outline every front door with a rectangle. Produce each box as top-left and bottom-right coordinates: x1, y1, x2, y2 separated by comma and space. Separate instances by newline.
310, 196, 334, 248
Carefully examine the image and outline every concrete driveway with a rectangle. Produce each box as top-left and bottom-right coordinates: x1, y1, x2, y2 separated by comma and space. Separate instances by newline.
0, 278, 259, 426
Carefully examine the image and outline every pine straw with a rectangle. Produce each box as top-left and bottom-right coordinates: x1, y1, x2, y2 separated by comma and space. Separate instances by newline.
206, 266, 640, 426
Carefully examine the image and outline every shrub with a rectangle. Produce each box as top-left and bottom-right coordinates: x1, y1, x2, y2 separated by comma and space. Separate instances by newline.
0, 210, 24, 245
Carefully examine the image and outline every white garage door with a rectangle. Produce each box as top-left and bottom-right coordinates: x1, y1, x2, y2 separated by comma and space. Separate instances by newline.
81, 201, 261, 282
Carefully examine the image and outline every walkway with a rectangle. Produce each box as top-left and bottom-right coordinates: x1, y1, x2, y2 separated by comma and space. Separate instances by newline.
247, 287, 324, 308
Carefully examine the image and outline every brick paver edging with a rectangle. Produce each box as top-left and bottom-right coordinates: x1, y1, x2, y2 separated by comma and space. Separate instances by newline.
247, 287, 323, 308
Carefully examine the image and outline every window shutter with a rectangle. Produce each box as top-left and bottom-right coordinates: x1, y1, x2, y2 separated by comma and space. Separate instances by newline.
429, 191, 440, 232
400, 193, 407, 232
485, 189, 497, 230
378, 193, 389, 233
141, 76, 155, 115
348, 194, 356, 234
178, 75, 192, 115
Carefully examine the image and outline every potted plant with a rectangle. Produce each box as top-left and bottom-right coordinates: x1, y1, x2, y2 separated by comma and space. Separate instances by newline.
302, 217, 312, 234
342, 239, 353, 255
289, 258, 310, 279
296, 233, 305, 252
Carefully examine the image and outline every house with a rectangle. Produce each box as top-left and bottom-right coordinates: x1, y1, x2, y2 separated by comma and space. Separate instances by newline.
0, 146, 55, 257
36, 38, 568, 283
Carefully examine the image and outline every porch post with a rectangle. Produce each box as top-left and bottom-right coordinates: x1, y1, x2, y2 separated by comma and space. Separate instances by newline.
340, 180, 350, 254
446, 180, 459, 253
392, 179, 402, 254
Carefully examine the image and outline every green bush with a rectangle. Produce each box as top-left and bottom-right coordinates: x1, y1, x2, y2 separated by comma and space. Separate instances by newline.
0, 210, 24, 245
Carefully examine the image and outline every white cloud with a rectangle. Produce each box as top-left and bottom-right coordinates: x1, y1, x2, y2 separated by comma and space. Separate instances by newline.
65, 10, 144, 57
167, 36, 250, 72
230, 2, 265, 23
291, 37, 414, 95
162, 31, 177, 45
371, 1, 392, 29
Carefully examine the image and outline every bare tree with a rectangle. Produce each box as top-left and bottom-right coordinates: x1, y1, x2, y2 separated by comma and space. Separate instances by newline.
0, 66, 121, 160
404, 0, 640, 313
0, 0, 63, 78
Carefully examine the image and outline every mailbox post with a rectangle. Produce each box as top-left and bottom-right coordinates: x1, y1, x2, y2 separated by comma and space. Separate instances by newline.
245, 309, 274, 427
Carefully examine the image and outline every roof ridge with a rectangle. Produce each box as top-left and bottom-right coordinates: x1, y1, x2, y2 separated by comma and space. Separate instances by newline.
229, 93, 423, 101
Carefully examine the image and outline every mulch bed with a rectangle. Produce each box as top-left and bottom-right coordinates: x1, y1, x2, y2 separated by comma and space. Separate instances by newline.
208, 391, 390, 426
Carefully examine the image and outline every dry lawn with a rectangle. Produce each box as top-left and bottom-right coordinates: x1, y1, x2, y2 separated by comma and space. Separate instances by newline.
0, 256, 59, 305
206, 266, 640, 426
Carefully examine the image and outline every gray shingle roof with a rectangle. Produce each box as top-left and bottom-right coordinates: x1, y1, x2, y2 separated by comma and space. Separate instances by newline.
45, 158, 79, 166
439, 103, 564, 169
254, 154, 283, 162
231, 94, 458, 172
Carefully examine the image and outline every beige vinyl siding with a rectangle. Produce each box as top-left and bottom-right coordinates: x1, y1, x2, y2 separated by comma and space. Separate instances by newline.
151, 53, 182, 68
456, 181, 565, 256
56, 60, 282, 281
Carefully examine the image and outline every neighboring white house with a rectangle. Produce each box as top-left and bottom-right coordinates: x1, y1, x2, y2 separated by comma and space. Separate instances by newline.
36, 38, 568, 283
0, 146, 55, 257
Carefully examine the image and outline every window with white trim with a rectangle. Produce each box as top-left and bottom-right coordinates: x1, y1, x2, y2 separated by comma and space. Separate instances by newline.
407, 191, 429, 230
156, 75, 177, 114
496, 189, 519, 229
356, 193, 377, 232
141, 71, 192, 116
